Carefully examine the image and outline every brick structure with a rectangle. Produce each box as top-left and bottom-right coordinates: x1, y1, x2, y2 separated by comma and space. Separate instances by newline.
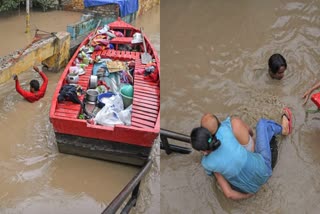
60, 0, 159, 16
137, 0, 160, 16
61, 0, 84, 11
84, 4, 120, 18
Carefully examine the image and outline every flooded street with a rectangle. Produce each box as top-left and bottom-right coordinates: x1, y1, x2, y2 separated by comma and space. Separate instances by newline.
0, 6, 159, 214
161, 0, 320, 213
0, 10, 82, 57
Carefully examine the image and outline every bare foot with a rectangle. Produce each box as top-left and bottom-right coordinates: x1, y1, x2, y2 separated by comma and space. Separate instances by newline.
281, 113, 290, 136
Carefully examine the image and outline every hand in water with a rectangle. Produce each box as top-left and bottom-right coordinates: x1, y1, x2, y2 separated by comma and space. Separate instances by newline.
302, 90, 311, 105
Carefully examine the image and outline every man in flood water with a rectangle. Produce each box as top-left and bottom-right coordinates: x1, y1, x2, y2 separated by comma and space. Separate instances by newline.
190, 109, 292, 200
13, 66, 48, 103
268, 53, 287, 80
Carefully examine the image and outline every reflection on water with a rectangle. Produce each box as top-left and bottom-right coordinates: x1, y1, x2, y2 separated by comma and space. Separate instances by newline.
0, 6, 160, 214
161, 0, 320, 213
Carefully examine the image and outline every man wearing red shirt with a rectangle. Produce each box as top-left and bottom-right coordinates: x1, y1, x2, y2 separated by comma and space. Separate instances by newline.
13, 66, 48, 103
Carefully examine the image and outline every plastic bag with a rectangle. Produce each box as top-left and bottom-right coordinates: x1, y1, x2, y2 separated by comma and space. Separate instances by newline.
118, 105, 132, 125
106, 74, 121, 94
94, 105, 123, 126
111, 93, 124, 112
97, 93, 123, 111
93, 93, 124, 126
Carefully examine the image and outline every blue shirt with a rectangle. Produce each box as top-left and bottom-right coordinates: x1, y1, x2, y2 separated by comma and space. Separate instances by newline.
201, 117, 271, 193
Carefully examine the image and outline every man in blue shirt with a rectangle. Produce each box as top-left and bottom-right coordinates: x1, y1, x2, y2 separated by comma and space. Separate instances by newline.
190, 108, 292, 200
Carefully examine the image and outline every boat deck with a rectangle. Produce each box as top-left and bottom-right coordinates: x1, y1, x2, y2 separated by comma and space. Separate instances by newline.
132, 59, 160, 129
54, 49, 160, 130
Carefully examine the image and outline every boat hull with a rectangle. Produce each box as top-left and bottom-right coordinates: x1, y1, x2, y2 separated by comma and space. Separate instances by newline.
56, 132, 152, 166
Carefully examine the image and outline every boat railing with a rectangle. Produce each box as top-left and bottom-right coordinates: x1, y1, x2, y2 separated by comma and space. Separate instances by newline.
160, 129, 192, 155
101, 159, 153, 214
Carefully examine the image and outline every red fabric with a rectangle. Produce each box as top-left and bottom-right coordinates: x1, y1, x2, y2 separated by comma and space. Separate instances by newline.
15, 71, 48, 103
97, 80, 110, 90
145, 68, 159, 83
311, 92, 320, 108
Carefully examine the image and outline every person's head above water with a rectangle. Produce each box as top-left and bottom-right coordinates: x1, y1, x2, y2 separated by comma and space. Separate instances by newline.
190, 127, 221, 152
189, 113, 222, 153
268, 53, 287, 80
29, 80, 40, 93
201, 113, 220, 134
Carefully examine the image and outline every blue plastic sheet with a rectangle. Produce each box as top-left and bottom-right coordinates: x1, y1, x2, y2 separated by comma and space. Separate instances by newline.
83, 0, 139, 17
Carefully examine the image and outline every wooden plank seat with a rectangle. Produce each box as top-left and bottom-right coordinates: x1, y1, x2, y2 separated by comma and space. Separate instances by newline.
134, 79, 158, 86
54, 65, 93, 119
131, 59, 160, 129
55, 101, 81, 119
92, 50, 140, 61
100, 49, 139, 60
109, 37, 133, 44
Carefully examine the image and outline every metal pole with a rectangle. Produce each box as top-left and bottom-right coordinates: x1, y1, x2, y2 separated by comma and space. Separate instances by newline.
160, 141, 192, 154
160, 133, 172, 154
160, 129, 191, 143
102, 160, 152, 214
160, 129, 192, 154
120, 182, 141, 214
26, 0, 30, 33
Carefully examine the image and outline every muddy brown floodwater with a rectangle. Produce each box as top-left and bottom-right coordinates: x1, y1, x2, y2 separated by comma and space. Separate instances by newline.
161, 0, 320, 213
0, 5, 159, 214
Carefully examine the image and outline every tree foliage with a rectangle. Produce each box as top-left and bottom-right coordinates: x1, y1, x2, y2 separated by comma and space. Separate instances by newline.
0, 0, 58, 12
34, 0, 57, 12
0, 0, 23, 12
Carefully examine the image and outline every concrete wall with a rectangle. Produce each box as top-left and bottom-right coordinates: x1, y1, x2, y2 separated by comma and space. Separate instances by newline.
0, 32, 70, 83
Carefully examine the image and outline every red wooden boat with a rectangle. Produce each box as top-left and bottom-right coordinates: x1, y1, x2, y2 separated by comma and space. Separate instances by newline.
49, 18, 160, 166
